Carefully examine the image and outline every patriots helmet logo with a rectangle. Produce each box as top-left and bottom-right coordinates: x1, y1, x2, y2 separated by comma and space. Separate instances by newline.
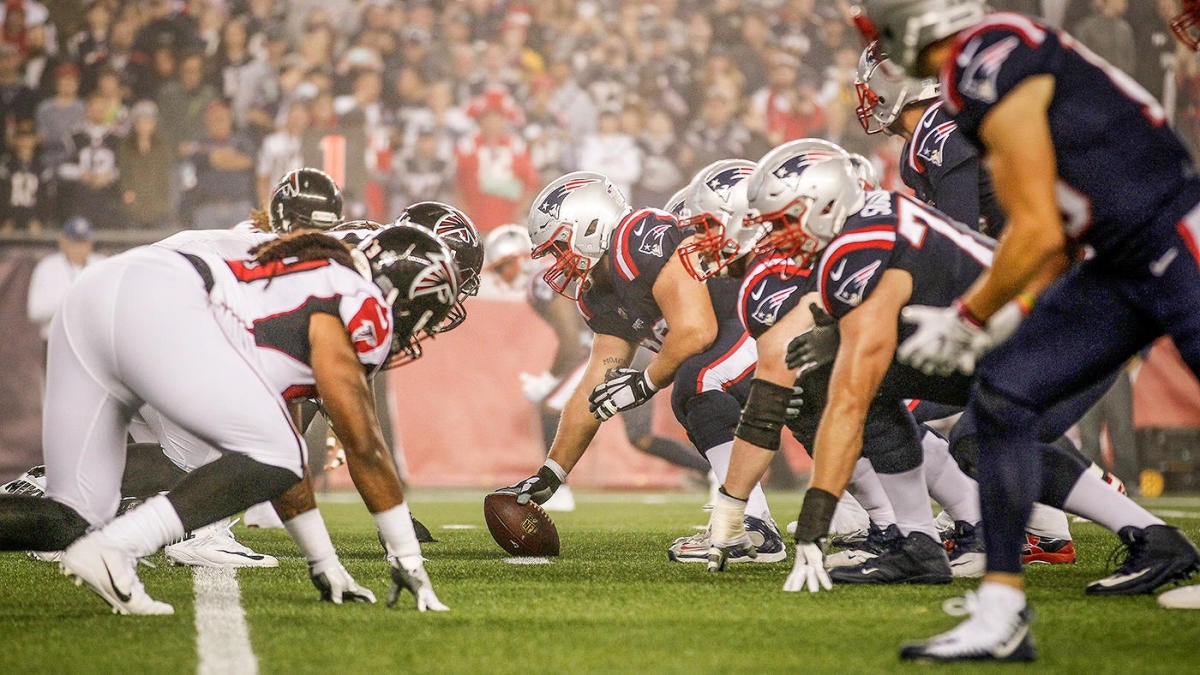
771, 151, 838, 189
833, 260, 882, 307
536, 178, 600, 220
750, 286, 798, 328
705, 165, 755, 205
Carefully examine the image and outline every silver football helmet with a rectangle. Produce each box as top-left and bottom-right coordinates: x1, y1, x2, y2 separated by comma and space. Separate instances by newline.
485, 224, 533, 265
858, 0, 987, 74
675, 159, 760, 280
855, 42, 939, 135
528, 171, 631, 299
746, 141, 864, 269
848, 153, 880, 189
664, 186, 690, 218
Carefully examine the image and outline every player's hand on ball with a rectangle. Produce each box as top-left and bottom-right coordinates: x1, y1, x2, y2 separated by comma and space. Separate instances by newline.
388, 555, 449, 612
309, 561, 376, 604
588, 368, 658, 421
498, 465, 562, 505
783, 540, 832, 593
897, 302, 991, 376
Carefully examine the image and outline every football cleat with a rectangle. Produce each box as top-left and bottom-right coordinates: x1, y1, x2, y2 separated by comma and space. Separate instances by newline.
946, 521, 986, 578
1021, 534, 1076, 565
825, 522, 900, 569
242, 502, 285, 529
830, 531, 952, 584
1, 465, 47, 497
541, 484, 576, 512
1157, 584, 1200, 609
28, 550, 63, 563
900, 592, 1036, 663
668, 516, 786, 563
60, 532, 174, 615
934, 509, 956, 541
164, 519, 279, 568
1086, 525, 1200, 595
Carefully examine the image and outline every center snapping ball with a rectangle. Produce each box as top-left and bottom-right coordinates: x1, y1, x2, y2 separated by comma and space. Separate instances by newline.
483, 492, 560, 556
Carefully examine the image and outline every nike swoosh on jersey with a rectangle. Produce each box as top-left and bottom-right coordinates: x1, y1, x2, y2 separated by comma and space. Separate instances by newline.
829, 259, 847, 281
633, 222, 646, 236
750, 281, 766, 301
1150, 248, 1178, 277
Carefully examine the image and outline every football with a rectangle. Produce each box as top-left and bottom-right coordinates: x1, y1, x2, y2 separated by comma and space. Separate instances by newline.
483, 492, 560, 556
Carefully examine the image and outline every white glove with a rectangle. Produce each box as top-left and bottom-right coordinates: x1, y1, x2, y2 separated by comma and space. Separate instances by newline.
588, 368, 659, 421
388, 555, 449, 612
519, 371, 561, 404
897, 302, 991, 376
309, 560, 376, 604
706, 490, 753, 572
783, 540, 832, 593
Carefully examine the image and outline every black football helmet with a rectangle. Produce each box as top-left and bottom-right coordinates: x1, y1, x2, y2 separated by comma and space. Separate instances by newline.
355, 225, 460, 369
393, 201, 483, 332
326, 219, 386, 246
268, 168, 344, 233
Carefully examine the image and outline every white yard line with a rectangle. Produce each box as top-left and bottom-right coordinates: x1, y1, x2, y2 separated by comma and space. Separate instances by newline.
193, 567, 257, 675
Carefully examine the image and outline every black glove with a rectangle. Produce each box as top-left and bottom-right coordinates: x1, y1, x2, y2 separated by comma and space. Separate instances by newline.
588, 368, 659, 421
498, 464, 563, 505
786, 303, 839, 372
784, 382, 805, 422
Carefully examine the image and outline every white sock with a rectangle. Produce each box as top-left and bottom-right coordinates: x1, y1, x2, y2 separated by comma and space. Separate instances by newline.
977, 580, 1026, 617
100, 495, 186, 558
830, 491, 871, 535
704, 441, 772, 520
875, 465, 939, 540
1062, 471, 1163, 532
284, 508, 338, 573
1026, 503, 1071, 540
922, 431, 981, 524
374, 502, 421, 560
847, 457, 897, 527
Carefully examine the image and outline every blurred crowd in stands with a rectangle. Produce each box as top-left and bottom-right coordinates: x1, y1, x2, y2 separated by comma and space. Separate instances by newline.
0, 0, 1197, 236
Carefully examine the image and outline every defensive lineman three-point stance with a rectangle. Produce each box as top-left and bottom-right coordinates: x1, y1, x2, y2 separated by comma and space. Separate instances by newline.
856, 0, 1200, 661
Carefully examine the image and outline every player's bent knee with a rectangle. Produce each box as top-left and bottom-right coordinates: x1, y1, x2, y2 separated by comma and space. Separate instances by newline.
733, 378, 792, 451
682, 390, 743, 452
971, 379, 1040, 440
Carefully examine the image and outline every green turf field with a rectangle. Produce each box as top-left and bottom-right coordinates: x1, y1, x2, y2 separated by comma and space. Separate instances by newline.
2, 491, 1198, 674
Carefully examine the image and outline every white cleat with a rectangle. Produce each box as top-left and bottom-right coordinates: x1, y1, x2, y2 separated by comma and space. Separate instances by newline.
28, 550, 63, 563
165, 519, 278, 568
541, 484, 576, 512
1158, 585, 1200, 609
60, 533, 174, 615
900, 592, 1036, 662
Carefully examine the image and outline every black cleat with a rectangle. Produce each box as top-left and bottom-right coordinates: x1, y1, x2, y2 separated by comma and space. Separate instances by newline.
1086, 525, 1200, 595
830, 531, 952, 584
901, 600, 1036, 663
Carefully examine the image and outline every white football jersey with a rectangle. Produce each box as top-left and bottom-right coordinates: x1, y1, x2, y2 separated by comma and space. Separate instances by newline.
152, 221, 276, 259
190, 250, 393, 401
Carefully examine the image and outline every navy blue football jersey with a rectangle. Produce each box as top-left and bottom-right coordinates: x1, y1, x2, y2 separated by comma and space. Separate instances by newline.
900, 101, 1004, 238
941, 13, 1200, 261
814, 191, 994, 342
736, 253, 812, 339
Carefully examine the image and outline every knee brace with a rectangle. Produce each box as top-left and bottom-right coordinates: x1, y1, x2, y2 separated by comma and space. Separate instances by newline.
733, 379, 793, 451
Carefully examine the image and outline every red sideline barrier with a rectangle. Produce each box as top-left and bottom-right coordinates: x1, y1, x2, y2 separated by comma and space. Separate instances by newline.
1134, 338, 1200, 428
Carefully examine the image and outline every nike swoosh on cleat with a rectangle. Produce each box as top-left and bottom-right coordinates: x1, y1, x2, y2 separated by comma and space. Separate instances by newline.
860, 567, 881, 575
105, 566, 132, 603
1093, 568, 1151, 587
992, 623, 1029, 659
217, 550, 266, 560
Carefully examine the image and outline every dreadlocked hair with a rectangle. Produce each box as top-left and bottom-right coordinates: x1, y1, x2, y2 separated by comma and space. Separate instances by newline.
249, 232, 357, 271
250, 208, 271, 232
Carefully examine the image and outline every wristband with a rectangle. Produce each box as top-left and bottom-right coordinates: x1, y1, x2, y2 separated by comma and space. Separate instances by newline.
793, 487, 838, 544
1015, 292, 1035, 315
953, 298, 986, 329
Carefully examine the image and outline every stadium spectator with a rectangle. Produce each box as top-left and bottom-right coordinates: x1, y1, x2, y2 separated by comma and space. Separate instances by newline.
455, 91, 539, 232
302, 90, 368, 216
117, 100, 172, 228
33, 61, 82, 170
57, 93, 120, 228
578, 110, 640, 201
634, 109, 686, 209
386, 127, 455, 215
0, 124, 51, 231
256, 98, 307, 207
25, 215, 103, 345
679, 87, 752, 175
19, 22, 59, 100
181, 99, 254, 229
0, 42, 34, 138
1073, 0, 1137, 76
156, 52, 215, 151
214, 17, 276, 140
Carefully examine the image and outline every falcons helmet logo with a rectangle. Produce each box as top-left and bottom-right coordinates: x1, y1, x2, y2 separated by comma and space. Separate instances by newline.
409, 250, 458, 305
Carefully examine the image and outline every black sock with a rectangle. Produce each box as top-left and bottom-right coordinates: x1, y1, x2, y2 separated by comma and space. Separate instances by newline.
121, 443, 188, 498
165, 454, 300, 532
0, 496, 89, 551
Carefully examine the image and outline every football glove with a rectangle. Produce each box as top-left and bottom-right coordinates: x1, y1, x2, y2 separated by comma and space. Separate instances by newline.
309, 561, 376, 604
897, 301, 992, 376
783, 539, 832, 593
588, 368, 659, 421
785, 303, 839, 373
706, 490, 754, 573
498, 465, 562, 505
518, 370, 561, 404
784, 382, 805, 422
388, 554, 449, 612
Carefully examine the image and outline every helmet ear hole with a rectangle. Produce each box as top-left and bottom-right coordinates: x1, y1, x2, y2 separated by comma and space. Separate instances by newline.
583, 218, 599, 237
